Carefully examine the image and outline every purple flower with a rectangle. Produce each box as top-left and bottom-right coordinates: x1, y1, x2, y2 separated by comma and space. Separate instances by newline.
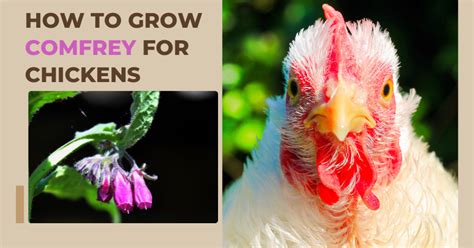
74, 155, 104, 185
131, 169, 153, 210
86, 161, 101, 183
74, 150, 157, 213
74, 155, 99, 175
97, 165, 112, 202
113, 169, 134, 213
74, 157, 90, 172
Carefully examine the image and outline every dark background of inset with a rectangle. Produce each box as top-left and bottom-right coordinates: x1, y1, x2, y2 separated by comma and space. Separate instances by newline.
29, 91, 218, 223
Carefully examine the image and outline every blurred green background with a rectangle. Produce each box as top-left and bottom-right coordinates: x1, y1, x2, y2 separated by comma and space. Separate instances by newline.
223, 0, 458, 187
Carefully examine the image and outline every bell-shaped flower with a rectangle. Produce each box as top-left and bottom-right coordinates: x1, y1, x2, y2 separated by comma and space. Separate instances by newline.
131, 169, 153, 210
113, 169, 134, 213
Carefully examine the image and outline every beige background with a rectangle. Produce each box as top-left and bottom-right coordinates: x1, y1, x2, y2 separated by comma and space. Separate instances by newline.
1, 0, 474, 247
0, 0, 222, 247
459, 0, 474, 247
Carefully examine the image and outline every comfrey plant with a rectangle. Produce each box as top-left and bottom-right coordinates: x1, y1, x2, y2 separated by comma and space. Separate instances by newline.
74, 148, 157, 213
28, 91, 159, 222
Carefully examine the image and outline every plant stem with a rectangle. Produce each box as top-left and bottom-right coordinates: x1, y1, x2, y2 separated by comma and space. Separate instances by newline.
28, 132, 116, 220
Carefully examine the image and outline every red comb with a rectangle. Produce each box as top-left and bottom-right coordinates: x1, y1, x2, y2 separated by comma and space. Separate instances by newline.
322, 4, 345, 25
322, 4, 356, 81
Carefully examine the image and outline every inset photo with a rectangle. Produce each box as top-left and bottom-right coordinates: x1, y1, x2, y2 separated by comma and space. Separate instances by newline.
29, 91, 217, 223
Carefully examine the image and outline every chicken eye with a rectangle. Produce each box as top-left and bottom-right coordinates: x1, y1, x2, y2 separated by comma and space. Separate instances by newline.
380, 79, 393, 104
287, 78, 300, 103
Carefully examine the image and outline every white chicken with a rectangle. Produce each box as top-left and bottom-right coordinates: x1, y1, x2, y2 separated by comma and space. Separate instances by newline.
223, 4, 458, 247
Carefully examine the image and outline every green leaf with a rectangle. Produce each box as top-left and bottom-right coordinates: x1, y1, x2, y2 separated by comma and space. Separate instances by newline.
117, 91, 160, 149
29, 122, 118, 217
29, 91, 79, 122
74, 122, 117, 140
42, 166, 121, 223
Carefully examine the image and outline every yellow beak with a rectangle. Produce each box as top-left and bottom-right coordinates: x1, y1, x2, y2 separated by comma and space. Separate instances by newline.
304, 82, 376, 142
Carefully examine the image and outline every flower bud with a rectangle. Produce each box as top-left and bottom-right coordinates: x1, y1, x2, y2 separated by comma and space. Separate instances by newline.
97, 166, 112, 202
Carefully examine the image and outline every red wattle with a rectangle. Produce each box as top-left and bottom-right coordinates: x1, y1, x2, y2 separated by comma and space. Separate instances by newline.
353, 142, 379, 210
317, 183, 339, 205
315, 138, 379, 210
281, 136, 390, 210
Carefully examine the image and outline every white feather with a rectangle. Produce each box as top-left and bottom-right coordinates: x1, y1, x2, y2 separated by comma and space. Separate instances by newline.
224, 92, 457, 247
224, 16, 458, 246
